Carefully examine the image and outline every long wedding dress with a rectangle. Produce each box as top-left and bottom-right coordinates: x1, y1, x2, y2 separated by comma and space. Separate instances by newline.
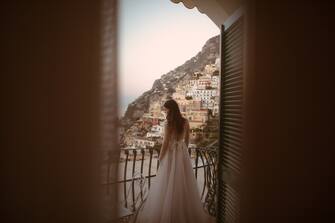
133, 121, 214, 223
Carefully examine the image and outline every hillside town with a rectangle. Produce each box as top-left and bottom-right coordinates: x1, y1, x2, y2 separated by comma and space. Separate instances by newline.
120, 61, 220, 151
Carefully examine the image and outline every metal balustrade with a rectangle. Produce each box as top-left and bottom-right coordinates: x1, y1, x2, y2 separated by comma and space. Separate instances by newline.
102, 146, 218, 219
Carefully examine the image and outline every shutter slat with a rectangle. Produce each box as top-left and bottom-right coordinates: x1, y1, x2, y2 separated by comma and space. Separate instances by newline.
224, 58, 243, 70
225, 45, 243, 57
223, 142, 242, 158
223, 149, 241, 162
225, 74, 243, 84
223, 85, 243, 94
225, 67, 243, 78
222, 155, 241, 173
225, 26, 242, 42
223, 124, 243, 135
222, 133, 242, 148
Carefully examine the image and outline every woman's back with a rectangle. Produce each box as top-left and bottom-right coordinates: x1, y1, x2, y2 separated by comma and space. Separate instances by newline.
167, 118, 190, 146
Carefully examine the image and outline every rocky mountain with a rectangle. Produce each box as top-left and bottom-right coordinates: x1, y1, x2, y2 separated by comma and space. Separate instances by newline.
121, 35, 220, 129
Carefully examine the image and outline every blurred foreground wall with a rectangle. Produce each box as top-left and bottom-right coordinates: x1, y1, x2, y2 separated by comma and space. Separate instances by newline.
1, 1, 118, 222
242, 1, 334, 222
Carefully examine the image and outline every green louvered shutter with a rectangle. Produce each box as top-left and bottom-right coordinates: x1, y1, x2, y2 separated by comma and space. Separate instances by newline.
217, 16, 244, 223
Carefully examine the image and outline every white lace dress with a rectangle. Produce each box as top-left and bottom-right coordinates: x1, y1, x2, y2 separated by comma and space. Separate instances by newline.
133, 121, 214, 223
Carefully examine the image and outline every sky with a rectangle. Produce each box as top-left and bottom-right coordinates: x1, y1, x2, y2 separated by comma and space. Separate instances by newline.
118, 0, 219, 115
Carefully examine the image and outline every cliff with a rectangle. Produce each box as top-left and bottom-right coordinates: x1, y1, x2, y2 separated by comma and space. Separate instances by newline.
121, 35, 220, 130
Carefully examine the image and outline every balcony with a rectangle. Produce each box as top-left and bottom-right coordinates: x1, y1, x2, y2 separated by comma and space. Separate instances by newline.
102, 146, 217, 222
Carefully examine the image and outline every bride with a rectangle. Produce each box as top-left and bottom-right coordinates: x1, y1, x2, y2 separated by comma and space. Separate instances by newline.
133, 99, 214, 223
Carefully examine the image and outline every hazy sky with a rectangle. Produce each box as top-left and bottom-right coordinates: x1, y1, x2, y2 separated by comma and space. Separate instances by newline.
119, 0, 219, 115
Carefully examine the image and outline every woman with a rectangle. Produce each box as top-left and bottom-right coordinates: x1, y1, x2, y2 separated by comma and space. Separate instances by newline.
133, 99, 214, 223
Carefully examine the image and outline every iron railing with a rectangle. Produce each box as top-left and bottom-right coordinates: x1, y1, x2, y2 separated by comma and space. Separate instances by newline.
102, 146, 217, 218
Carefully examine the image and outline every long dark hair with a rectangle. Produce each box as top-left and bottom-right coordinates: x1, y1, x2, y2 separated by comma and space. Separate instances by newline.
163, 99, 186, 137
